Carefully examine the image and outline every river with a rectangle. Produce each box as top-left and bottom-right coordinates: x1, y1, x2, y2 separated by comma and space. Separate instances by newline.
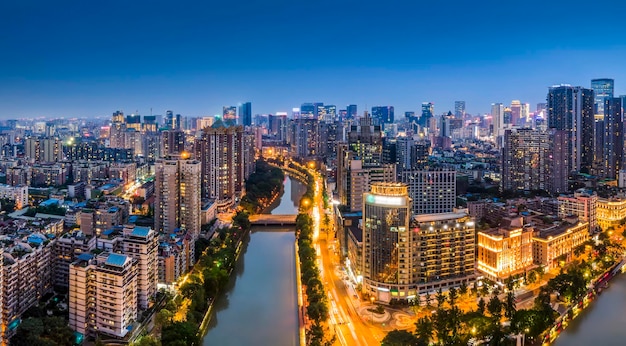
202, 175, 305, 346
553, 271, 626, 346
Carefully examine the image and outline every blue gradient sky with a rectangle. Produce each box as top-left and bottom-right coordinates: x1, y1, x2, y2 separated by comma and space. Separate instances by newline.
2, 0, 626, 119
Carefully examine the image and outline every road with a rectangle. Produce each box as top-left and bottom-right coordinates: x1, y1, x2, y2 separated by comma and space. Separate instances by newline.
317, 238, 382, 346
304, 165, 382, 346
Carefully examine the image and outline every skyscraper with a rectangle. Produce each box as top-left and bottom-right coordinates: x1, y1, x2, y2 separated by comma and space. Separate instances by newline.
371, 106, 394, 127
161, 130, 186, 157
223, 106, 237, 121
196, 121, 245, 203
291, 118, 320, 159
501, 128, 568, 194
239, 102, 252, 127
420, 102, 434, 129
154, 158, 201, 239
347, 104, 358, 119
164, 110, 181, 130
454, 101, 466, 119
591, 78, 614, 116
510, 100, 522, 126
603, 97, 623, 179
362, 183, 412, 301
547, 85, 594, 173
300, 103, 316, 118
337, 113, 395, 211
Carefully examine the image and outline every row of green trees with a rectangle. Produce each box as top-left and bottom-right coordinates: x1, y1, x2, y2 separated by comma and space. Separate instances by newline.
240, 159, 285, 214
383, 278, 556, 346
157, 211, 252, 346
293, 165, 334, 346
297, 213, 334, 346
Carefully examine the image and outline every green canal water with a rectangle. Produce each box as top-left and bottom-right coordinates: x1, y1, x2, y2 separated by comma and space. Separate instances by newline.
202, 176, 304, 346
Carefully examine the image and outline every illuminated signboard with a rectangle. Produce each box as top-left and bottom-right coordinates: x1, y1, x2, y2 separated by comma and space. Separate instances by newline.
366, 194, 405, 206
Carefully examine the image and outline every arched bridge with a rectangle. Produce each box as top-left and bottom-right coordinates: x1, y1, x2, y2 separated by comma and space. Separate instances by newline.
249, 214, 297, 226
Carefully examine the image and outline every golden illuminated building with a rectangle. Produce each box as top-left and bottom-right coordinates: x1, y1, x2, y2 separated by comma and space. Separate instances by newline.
532, 217, 589, 269
477, 218, 534, 282
596, 197, 626, 231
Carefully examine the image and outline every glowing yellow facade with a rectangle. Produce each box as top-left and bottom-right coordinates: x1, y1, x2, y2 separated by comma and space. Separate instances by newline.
477, 227, 534, 282
597, 198, 626, 230
532, 221, 589, 269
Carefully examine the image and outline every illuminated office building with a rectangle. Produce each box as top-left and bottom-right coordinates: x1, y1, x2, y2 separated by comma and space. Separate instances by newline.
362, 183, 412, 302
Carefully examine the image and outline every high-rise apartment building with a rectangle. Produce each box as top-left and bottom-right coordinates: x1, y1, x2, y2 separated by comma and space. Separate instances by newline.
291, 118, 320, 159
547, 85, 594, 173
25, 137, 64, 163
125, 114, 141, 131
399, 169, 456, 215
239, 102, 252, 127
454, 101, 466, 119
510, 100, 522, 126
501, 128, 568, 194
121, 225, 158, 311
196, 121, 245, 204
69, 252, 138, 339
591, 78, 614, 116
161, 130, 186, 158
337, 113, 396, 211
603, 97, 623, 179
491, 103, 504, 145
154, 158, 201, 239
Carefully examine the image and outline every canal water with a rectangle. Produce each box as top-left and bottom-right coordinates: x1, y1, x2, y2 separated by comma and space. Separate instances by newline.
202, 176, 304, 346
553, 271, 626, 346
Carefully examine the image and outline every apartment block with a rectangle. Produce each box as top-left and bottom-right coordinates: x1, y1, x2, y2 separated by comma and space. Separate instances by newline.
69, 252, 138, 339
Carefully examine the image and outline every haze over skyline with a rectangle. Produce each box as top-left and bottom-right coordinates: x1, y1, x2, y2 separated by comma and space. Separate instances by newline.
2, 0, 626, 118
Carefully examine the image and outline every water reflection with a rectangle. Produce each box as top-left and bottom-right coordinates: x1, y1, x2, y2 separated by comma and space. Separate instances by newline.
202, 177, 304, 346
554, 272, 626, 346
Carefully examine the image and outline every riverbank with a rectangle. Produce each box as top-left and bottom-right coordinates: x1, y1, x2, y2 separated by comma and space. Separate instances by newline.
544, 259, 626, 345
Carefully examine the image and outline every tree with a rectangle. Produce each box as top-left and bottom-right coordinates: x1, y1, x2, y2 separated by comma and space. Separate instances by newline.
156, 309, 174, 329
161, 321, 200, 346
481, 283, 490, 296
232, 210, 251, 231
477, 297, 486, 315
487, 295, 503, 320
504, 290, 516, 320
459, 281, 468, 296
526, 270, 538, 285
132, 336, 161, 346
414, 317, 433, 344
436, 288, 446, 309
448, 287, 458, 307
381, 329, 426, 346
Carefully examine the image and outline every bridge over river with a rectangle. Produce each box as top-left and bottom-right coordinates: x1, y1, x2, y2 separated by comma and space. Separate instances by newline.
249, 214, 297, 226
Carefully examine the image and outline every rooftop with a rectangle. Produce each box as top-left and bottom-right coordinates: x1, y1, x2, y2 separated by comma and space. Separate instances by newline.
105, 253, 128, 267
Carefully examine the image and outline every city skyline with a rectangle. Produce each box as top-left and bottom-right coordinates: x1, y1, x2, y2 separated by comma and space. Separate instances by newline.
2, 1, 626, 118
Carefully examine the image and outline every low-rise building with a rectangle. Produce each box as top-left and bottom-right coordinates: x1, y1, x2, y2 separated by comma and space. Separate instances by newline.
532, 217, 589, 269
477, 217, 534, 282
597, 197, 626, 231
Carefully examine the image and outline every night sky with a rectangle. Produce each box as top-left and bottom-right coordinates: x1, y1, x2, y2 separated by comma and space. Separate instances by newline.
2, 0, 626, 118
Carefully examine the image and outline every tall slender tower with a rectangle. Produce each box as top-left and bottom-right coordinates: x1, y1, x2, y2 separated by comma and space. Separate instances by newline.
603, 97, 623, 179
154, 158, 201, 239
547, 85, 594, 173
196, 120, 245, 203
